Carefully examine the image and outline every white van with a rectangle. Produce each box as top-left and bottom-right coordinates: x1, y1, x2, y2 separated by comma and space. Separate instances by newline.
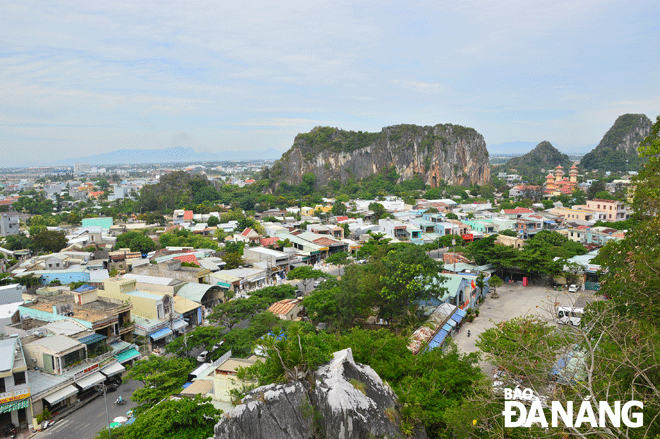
557, 307, 583, 326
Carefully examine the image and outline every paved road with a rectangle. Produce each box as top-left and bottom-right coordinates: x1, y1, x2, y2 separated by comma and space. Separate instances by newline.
34, 379, 142, 439
452, 282, 598, 374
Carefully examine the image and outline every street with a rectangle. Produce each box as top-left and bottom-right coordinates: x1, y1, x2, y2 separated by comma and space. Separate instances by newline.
33, 379, 142, 439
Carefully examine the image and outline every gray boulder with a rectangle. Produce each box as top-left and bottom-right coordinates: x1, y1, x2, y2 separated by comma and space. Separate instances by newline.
214, 348, 427, 439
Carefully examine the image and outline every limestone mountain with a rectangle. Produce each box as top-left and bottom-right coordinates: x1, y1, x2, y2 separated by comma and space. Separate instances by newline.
498, 141, 572, 179
268, 124, 491, 188
580, 113, 652, 171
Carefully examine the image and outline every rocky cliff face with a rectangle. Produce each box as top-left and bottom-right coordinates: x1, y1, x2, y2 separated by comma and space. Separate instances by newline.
213, 349, 427, 439
269, 124, 490, 188
580, 114, 652, 171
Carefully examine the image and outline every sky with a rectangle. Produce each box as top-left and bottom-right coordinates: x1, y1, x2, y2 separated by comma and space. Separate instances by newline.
1, 0, 659, 166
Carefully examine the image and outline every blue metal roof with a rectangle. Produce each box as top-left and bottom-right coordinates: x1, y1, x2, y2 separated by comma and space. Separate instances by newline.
149, 327, 173, 341
78, 333, 107, 344
74, 284, 96, 293
450, 311, 465, 324
442, 323, 453, 332
427, 329, 448, 350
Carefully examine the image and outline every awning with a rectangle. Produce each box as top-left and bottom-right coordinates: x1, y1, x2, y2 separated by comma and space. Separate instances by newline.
427, 329, 448, 350
215, 281, 232, 288
44, 385, 79, 405
101, 362, 126, 377
446, 319, 457, 328
0, 398, 29, 414
115, 348, 141, 363
450, 311, 464, 324
75, 371, 105, 390
442, 323, 453, 332
150, 327, 173, 341
171, 320, 188, 332
78, 333, 107, 345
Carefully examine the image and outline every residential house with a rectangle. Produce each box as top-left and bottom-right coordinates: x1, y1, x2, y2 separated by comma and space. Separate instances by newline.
212, 355, 262, 404
549, 207, 596, 223
378, 219, 422, 244
585, 199, 627, 222
0, 213, 20, 237
0, 336, 31, 428
495, 235, 525, 249
233, 228, 260, 244
268, 298, 303, 320
20, 285, 134, 342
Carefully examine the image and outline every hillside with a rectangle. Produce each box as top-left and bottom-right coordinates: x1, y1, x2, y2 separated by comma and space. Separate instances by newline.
580, 113, 652, 171
498, 141, 572, 178
269, 124, 491, 188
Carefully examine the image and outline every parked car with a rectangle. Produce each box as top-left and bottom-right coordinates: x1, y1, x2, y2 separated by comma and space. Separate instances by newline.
568, 284, 578, 293
197, 351, 208, 363
313, 280, 322, 288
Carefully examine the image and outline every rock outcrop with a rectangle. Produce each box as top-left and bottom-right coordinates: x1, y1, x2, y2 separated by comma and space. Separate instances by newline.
580, 114, 652, 171
268, 124, 490, 188
214, 349, 427, 439
501, 141, 572, 177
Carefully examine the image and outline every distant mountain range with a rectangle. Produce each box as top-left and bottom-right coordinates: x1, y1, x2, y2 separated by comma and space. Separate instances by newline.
54, 146, 284, 166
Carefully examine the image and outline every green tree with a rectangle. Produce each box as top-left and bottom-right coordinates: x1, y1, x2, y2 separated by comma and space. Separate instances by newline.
4, 234, 29, 251
123, 395, 222, 439
287, 266, 329, 291
325, 251, 349, 275
115, 231, 157, 253
476, 316, 563, 379
368, 202, 387, 221
29, 230, 67, 253
220, 252, 244, 269
207, 215, 220, 227
378, 245, 446, 324
209, 298, 265, 330
331, 201, 347, 216
165, 325, 224, 358
126, 356, 195, 413
141, 212, 167, 226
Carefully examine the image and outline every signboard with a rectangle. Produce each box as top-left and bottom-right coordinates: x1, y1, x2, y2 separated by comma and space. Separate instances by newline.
461, 234, 474, 241
0, 392, 30, 405
73, 363, 99, 380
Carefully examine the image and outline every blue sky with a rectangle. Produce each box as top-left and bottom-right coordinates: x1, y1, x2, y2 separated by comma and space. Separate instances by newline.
1, 0, 659, 166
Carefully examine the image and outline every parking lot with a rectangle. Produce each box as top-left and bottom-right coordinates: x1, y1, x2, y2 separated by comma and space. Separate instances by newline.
452, 282, 598, 371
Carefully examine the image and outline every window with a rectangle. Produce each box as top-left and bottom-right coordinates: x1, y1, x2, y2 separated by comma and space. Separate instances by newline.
13, 371, 26, 386
0, 377, 5, 393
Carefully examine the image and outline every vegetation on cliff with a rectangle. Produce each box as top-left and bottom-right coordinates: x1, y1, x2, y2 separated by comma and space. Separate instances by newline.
269, 123, 487, 187
495, 140, 572, 179
580, 113, 652, 171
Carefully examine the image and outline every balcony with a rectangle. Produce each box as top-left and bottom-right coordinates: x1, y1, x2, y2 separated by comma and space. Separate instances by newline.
119, 322, 135, 334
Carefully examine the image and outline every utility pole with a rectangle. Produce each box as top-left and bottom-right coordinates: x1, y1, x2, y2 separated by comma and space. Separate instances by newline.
102, 384, 112, 438
452, 238, 456, 273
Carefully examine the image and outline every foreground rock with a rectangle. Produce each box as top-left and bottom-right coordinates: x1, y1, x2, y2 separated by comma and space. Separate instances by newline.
214, 349, 427, 439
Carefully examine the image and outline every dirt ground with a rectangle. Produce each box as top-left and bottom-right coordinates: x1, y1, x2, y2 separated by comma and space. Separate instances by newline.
452, 282, 598, 373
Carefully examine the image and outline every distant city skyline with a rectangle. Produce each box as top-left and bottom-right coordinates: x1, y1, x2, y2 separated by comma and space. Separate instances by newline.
2, 1, 659, 166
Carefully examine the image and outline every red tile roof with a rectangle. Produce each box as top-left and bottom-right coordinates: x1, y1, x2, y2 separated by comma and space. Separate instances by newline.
268, 299, 302, 316
503, 207, 534, 214
241, 228, 254, 237
183, 210, 194, 220
260, 237, 280, 247
335, 216, 349, 222
174, 254, 199, 265
313, 237, 338, 247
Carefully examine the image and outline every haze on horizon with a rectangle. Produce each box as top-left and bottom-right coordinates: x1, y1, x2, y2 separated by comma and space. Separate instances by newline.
1, 1, 659, 167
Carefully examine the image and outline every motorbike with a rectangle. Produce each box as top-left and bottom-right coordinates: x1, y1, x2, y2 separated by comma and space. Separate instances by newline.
115, 397, 126, 406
